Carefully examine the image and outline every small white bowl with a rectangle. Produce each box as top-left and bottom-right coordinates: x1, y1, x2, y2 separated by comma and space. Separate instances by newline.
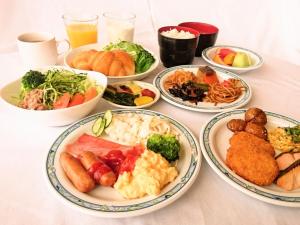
0, 66, 107, 126
103, 81, 160, 109
202, 45, 263, 74
64, 43, 159, 83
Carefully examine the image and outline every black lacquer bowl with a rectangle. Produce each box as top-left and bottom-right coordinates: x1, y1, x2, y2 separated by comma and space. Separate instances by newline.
158, 26, 199, 68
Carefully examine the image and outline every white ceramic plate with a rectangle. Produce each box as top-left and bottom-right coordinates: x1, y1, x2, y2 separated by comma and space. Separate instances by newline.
64, 43, 159, 83
202, 45, 263, 74
0, 66, 107, 126
153, 65, 252, 113
103, 81, 160, 109
199, 109, 300, 207
45, 109, 201, 217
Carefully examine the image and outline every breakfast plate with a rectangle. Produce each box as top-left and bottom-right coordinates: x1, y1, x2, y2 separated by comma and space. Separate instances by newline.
64, 43, 159, 83
46, 109, 201, 217
202, 45, 263, 74
153, 65, 252, 113
199, 109, 300, 207
103, 81, 160, 109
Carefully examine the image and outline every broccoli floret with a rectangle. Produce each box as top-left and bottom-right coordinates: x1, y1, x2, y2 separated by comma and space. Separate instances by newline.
146, 134, 180, 162
21, 70, 45, 91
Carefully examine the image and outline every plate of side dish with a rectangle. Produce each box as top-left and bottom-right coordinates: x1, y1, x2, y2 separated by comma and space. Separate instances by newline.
46, 109, 201, 217
153, 65, 251, 113
199, 108, 300, 207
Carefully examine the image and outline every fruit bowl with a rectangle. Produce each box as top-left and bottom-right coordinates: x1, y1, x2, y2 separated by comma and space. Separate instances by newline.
202, 45, 263, 74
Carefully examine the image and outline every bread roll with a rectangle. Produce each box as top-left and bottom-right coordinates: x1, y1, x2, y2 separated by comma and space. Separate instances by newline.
71, 49, 97, 70
71, 49, 135, 76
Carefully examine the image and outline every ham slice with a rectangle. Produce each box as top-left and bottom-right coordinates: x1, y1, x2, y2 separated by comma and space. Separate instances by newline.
66, 133, 136, 158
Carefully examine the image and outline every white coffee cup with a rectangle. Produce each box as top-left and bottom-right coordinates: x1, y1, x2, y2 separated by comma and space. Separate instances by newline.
17, 32, 70, 69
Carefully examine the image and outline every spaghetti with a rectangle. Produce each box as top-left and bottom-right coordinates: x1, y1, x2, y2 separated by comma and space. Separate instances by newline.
163, 69, 201, 90
205, 79, 244, 104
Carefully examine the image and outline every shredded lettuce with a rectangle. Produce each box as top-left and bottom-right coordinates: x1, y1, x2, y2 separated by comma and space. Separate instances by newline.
103, 41, 155, 74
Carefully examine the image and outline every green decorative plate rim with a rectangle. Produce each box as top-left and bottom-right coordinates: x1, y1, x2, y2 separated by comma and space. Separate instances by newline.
46, 109, 201, 216
200, 109, 300, 206
153, 65, 251, 112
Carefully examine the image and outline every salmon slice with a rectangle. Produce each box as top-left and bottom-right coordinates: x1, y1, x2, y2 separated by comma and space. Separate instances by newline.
277, 166, 300, 191
276, 153, 296, 170
66, 133, 137, 157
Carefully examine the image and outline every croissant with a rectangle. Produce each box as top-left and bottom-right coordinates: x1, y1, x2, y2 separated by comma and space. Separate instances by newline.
71, 49, 135, 76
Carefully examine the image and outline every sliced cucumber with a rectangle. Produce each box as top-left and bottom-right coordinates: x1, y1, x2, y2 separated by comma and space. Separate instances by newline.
92, 117, 103, 135
92, 117, 106, 136
103, 110, 113, 128
95, 118, 106, 136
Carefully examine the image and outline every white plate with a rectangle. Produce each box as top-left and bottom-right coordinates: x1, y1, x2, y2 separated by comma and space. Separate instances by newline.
64, 43, 159, 83
103, 81, 161, 109
45, 109, 201, 217
199, 109, 300, 207
202, 45, 263, 74
153, 65, 252, 113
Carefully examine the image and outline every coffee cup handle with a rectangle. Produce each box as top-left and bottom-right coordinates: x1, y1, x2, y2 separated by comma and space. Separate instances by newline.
56, 39, 70, 55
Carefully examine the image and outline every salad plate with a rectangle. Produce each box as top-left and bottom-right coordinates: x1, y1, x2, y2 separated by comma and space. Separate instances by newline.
45, 109, 201, 217
103, 81, 160, 109
199, 109, 300, 207
0, 66, 107, 126
202, 45, 263, 74
153, 65, 252, 113
64, 43, 159, 83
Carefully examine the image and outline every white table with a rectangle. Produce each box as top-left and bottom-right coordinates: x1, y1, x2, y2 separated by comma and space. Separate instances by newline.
1, 41, 300, 225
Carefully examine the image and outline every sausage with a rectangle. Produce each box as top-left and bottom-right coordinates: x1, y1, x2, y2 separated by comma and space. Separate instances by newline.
79, 151, 116, 186
245, 108, 267, 125
59, 152, 95, 193
227, 119, 246, 132
245, 122, 268, 140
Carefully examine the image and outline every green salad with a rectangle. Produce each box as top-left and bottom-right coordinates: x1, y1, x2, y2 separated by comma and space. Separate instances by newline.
19, 69, 101, 110
103, 41, 155, 74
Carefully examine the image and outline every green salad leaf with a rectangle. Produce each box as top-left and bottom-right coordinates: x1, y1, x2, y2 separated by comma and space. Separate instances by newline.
103, 41, 155, 74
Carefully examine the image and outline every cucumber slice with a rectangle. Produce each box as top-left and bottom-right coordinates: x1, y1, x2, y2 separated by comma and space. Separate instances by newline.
95, 118, 106, 136
92, 117, 103, 135
103, 110, 113, 128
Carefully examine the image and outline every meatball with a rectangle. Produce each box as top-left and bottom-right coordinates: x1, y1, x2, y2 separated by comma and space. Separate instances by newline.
227, 119, 246, 132
245, 122, 268, 140
245, 108, 267, 125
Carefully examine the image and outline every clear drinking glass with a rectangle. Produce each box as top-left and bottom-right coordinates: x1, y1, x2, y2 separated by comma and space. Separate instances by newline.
103, 12, 136, 43
62, 13, 98, 48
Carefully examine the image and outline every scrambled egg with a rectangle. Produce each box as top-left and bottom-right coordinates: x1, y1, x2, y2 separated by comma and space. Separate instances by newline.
114, 149, 178, 199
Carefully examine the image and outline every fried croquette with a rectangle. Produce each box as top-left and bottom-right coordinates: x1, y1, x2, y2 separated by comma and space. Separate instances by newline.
229, 131, 275, 157
226, 146, 279, 186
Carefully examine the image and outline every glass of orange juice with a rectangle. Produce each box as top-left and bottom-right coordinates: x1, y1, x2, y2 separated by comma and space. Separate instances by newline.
62, 14, 98, 48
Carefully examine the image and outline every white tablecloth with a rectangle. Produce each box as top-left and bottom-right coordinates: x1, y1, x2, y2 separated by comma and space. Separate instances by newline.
1, 33, 300, 225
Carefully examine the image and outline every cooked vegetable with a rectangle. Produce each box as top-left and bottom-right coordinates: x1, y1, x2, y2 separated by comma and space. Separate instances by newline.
103, 86, 137, 106
103, 41, 155, 73
146, 134, 180, 162
134, 96, 153, 106
285, 125, 300, 143
168, 81, 208, 104
21, 70, 45, 91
